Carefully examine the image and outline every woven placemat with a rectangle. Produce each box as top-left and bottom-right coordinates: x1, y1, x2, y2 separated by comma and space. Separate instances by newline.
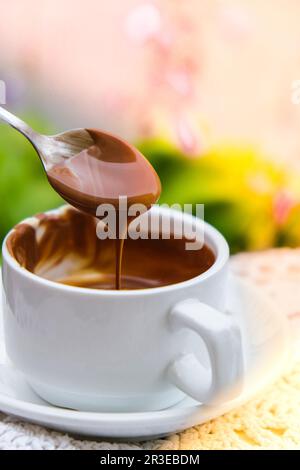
1, 249, 300, 450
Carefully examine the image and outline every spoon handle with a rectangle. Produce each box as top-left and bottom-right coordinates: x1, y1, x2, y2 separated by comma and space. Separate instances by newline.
0, 106, 40, 142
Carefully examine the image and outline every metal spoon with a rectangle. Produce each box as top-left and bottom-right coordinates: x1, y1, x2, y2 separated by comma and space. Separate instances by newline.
0, 106, 94, 170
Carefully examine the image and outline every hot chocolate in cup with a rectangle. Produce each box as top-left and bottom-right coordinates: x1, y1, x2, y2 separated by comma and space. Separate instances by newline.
2, 205, 243, 412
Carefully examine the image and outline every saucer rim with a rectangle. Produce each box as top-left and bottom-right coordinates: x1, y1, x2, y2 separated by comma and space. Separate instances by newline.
0, 274, 290, 437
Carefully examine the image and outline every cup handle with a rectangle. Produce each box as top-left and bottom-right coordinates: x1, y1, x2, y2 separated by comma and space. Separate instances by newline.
168, 298, 244, 404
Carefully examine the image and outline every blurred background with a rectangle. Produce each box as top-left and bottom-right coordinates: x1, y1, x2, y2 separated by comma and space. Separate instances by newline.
1, 0, 300, 253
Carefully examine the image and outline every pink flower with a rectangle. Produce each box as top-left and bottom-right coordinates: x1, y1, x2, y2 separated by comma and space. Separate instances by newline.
175, 115, 202, 156
123, 2, 203, 154
166, 68, 194, 97
273, 190, 295, 226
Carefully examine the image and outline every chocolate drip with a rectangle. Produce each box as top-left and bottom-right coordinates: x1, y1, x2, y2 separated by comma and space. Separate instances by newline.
46, 130, 161, 289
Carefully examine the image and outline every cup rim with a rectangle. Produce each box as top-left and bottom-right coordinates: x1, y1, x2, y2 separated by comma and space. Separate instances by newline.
2, 205, 229, 297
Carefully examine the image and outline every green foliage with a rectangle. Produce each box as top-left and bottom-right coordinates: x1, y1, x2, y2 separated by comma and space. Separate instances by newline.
1, 118, 299, 255
138, 138, 298, 253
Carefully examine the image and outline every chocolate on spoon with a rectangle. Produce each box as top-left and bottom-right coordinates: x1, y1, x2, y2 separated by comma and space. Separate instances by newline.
0, 106, 161, 216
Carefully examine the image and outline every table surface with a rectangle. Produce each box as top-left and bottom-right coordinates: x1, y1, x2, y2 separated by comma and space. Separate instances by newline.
1, 248, 300, 450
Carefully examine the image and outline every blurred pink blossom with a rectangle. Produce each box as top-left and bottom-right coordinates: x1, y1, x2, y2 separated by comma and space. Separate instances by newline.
166, 68, 193, 97
123, 1, 204, 154
175, 114, 201, 156
124, 2, 162, 43
273, 190, 295, 226
218, 5, 254, 42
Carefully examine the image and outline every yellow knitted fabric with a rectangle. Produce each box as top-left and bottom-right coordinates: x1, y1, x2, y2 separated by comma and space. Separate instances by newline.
152, 359, 300, 450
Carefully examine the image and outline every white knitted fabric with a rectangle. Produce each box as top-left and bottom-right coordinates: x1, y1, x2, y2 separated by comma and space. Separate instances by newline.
1, 248, 300, 450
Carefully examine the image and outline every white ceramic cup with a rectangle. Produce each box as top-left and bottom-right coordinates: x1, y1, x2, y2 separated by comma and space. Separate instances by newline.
2, 206, 243, 412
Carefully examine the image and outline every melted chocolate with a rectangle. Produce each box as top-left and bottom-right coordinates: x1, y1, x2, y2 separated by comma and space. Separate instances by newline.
47, 130, 161, 214
46, 130, 161, 289
7, 208, 215, 290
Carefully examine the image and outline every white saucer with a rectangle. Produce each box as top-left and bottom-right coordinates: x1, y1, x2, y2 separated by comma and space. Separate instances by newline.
0, 274, 289, 440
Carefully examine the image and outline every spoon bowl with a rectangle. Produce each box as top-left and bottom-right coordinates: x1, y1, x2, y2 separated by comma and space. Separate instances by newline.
0, 106, 161, 212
